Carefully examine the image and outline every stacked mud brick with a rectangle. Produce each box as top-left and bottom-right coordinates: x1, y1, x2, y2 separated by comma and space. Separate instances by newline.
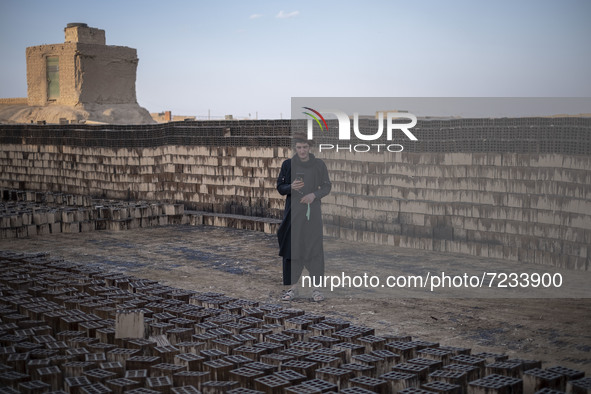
319, 151, 591, 270
0, 121, 292, 220
0, 189, 187, 239
0, 252, 588, 393
1, 118, 590, 269
0, 143, 288, 221
200, 212, 281, 234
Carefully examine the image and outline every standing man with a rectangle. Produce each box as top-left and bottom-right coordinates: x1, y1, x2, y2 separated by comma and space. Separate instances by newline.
277, 132, 331, 302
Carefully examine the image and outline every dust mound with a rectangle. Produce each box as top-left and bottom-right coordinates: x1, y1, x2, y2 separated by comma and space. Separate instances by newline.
0, 103, 155, 124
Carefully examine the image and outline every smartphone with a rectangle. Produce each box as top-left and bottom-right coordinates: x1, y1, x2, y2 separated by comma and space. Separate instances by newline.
295, 173, 305, 182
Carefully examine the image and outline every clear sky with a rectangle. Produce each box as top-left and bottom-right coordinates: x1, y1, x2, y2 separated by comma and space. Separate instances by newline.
1, 0, 590, 119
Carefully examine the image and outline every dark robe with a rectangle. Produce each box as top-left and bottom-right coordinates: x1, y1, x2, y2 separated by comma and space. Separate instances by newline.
277, 153, 331, 285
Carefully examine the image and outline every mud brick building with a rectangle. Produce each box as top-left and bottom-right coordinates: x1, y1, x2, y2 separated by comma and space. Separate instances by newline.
26, 23, 139, 107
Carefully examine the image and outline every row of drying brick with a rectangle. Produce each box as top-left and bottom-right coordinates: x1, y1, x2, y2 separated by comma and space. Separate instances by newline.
2, 153, 283, 168
7, 171, 589, 235
0, 169, 285, 213
1, 190, 91, 208
0, 176, 282, 203
2, 187, 589, 270
327, 182, 591, 215
0, 191, 187, 239
0, 145, 284, 160
0, 252, 589, 393
5, 146, 591, 173
326, 200, 590, 240
0, 215, 191, 239
4, 164, 590, 242
326, 225, 589, 270
1, 143, 590, 272
1, 188, 284, 225
5, 191, 591, 275
5, 153, 591, 201
1, 203, 185, 226
0, 158, 283, 179
0, 164, 281, 192
2, 116, 589, 140
1, 190, 182, 217
0, 189, 282, 237
4, 148, 590, 222
322, 214, 589, 260
201, 214, 280, 235
3, 147, 590, 220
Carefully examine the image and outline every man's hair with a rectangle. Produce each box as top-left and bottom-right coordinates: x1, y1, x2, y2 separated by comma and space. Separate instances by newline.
292, 132, 314, 146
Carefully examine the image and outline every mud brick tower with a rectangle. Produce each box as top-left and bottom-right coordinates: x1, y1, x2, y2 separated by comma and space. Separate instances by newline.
26, 23, 139, 107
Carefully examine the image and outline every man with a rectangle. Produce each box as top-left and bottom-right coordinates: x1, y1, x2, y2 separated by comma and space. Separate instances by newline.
277, 132, 331, 301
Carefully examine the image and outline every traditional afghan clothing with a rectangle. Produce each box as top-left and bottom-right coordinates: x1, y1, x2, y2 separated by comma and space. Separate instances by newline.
277, 153, 331, 285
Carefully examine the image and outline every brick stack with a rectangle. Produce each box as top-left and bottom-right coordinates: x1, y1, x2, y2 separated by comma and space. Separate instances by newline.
0, 189, 282, 239
0, 251, 587, 393
1, 118, 590, 270
0, 190, 188, 239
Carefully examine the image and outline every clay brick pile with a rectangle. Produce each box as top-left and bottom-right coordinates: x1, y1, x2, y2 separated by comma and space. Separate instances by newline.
2, 118, 591, 270
0, 252, 589, 393
0, 189, 281, 239
0, 190, 187, 239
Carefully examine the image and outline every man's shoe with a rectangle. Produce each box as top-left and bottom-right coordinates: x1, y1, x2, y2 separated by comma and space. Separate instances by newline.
281, 288, 297, 302
312, 290, 325, 302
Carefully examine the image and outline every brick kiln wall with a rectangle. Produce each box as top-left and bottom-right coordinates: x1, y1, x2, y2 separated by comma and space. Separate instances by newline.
320, 151, 590, 270
0, 119, 589, 270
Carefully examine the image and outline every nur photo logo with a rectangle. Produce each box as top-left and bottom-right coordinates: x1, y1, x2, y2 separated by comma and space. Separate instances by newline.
302, 107, 329, 133
302, 107, 418, 153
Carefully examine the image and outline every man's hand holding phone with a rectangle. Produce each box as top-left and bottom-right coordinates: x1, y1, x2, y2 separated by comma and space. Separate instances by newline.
292, 173, 305, 193
292, 179, 304, 191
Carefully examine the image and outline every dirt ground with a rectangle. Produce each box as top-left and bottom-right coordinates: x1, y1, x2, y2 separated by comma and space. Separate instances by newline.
1, 224, 590, 374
